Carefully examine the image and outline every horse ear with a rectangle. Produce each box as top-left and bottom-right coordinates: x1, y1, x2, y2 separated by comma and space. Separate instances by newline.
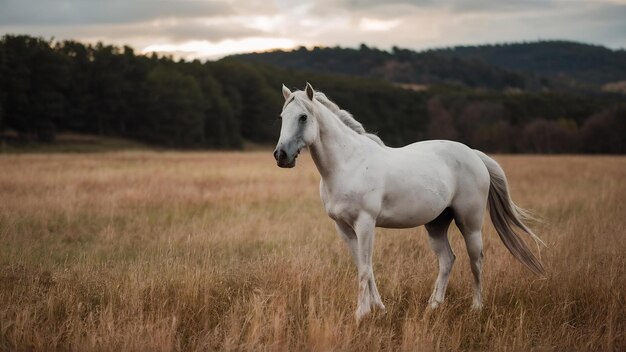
282, 84, 291, 100
305, 82, 315, 101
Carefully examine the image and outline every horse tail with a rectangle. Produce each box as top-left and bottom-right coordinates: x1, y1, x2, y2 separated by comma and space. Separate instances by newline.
475, 150, 546, 276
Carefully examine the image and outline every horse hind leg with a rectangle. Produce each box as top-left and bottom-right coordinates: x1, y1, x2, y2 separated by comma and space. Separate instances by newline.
453, 202, 486, 309
466, 231, 484, 309
425, 207, 455, 309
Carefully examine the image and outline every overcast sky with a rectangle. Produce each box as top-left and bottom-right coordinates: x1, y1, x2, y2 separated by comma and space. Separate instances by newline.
1, 0, 625, 59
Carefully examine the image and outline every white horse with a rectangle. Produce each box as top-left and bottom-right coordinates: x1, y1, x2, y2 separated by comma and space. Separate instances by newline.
274, 83, 545, 322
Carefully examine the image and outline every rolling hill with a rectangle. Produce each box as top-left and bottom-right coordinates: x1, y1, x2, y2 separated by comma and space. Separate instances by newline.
229, 41, 626, 92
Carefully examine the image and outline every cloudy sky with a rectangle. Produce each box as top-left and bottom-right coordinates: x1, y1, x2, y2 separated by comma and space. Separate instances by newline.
1, 0, 625, 59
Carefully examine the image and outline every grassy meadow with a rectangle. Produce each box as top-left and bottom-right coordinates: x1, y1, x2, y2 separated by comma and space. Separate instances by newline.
0, 151, 624, 351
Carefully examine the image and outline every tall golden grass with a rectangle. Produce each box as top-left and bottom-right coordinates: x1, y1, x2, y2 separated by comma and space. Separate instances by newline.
0, 152, 624, 351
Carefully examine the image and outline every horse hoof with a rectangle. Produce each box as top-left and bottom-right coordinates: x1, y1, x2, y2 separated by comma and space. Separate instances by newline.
372, 299, 386, 312
428, 297, 442, 309
355, 307, 371, 324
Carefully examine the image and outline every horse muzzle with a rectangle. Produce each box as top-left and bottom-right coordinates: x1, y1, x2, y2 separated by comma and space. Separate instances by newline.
273, 146, 300, 168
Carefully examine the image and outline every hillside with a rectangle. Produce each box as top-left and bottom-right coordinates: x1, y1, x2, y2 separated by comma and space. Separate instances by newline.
431, 41, 626, 87
229, 41, 626, 91
229, 45, 526, 90
1, 35, 624, 154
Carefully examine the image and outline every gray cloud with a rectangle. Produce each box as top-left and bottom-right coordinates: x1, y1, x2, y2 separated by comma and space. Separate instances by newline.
0, 20, 265, 45
333, 0, 547, 11
1, 0, 624, 58
450, 0, 557, 13
0, 0, 234, 26
323, 0, 592, 15
156, 21, 262, 42
310, 0, 561, 20
342, 0, 433, 8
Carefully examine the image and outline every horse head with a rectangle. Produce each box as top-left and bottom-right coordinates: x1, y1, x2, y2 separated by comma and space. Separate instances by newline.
273, 83, 319, 168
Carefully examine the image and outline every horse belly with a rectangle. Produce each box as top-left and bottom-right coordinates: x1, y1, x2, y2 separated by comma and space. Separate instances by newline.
376, 193, 448, 228
375, 165, 453, 228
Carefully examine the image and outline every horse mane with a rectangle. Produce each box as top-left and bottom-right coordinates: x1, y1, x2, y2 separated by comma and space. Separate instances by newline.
314, 92, 385, 146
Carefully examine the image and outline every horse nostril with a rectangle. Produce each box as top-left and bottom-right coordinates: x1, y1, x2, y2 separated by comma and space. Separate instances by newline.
273, 148, 287, 163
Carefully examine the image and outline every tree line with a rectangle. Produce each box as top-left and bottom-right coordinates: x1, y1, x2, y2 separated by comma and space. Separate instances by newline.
430, 41, 626, 88
233, 44, 527, 90
231, 41, 626, 92
0, 35, 624, 153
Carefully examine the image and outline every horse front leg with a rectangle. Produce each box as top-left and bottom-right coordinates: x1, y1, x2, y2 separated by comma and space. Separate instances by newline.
335, 221, 360, 266
353, 215, 385, 323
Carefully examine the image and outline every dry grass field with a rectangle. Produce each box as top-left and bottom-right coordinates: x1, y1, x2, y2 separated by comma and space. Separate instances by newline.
0, 152, 624, 351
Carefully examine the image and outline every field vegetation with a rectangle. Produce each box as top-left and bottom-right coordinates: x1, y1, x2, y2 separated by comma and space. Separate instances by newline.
0, 152, 624, 351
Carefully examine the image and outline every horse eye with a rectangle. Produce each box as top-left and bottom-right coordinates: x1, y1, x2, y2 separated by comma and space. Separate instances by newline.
299, 114, 307, 122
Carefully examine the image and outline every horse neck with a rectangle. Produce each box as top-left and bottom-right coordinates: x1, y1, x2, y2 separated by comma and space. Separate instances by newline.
309, 103, 361, 179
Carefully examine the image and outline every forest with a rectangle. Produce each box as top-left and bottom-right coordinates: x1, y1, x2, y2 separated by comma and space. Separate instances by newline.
233, 41, 626, 91
1, 35, 624, 153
